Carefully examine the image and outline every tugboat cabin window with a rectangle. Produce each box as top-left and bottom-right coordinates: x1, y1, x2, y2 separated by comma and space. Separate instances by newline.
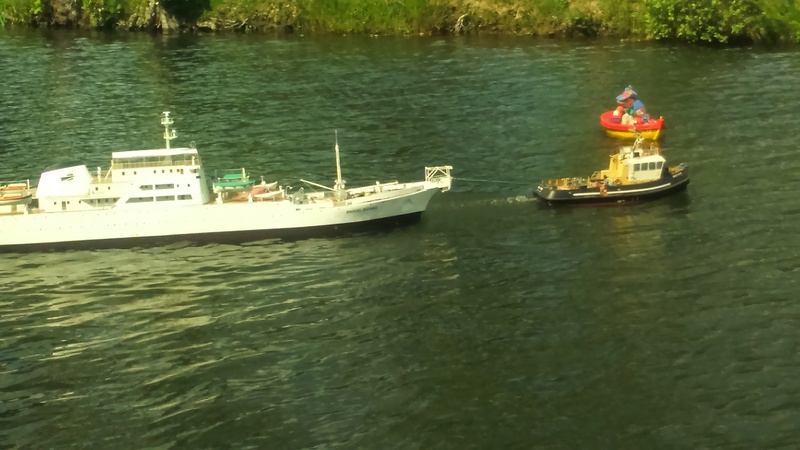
633, 162, 663, 172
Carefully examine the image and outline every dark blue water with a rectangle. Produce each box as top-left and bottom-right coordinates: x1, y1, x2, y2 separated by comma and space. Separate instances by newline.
1, 29, 799, 448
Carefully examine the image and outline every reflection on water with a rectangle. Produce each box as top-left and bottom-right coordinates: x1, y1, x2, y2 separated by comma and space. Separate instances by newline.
2, 29, 800, 448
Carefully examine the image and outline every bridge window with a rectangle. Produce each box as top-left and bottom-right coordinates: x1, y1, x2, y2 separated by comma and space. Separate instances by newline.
634, 163, 640, 171
155, 184, 174, 190
657, 161, 663, 169
127, 197, 154, 203
649, 162, 656, 170
156, 195, 175, 202
140, 185, 153, 190
177, 194, 192, 200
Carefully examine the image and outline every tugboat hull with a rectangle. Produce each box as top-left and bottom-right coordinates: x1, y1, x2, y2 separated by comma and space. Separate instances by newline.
535, 166, 689, 205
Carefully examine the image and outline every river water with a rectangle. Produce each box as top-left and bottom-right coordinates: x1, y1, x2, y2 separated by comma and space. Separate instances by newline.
1, 29, 799, 448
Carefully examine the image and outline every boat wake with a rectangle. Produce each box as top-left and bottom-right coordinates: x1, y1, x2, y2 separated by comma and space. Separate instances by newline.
500, 195, 537, 205
434, 194, 536, 211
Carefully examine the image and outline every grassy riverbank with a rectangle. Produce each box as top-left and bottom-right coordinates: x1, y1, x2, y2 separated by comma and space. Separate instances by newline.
2, 0, 799, 44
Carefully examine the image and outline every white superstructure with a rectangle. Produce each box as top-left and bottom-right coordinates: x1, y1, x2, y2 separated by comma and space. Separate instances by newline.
615, 137, 668, 183
1, 112, 452, 251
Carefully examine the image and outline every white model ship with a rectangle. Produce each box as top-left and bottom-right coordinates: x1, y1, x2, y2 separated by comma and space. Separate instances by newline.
0, 112, 453, 251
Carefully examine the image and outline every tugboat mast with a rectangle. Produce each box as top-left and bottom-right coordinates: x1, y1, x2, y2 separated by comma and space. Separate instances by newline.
161, 112, 177, 149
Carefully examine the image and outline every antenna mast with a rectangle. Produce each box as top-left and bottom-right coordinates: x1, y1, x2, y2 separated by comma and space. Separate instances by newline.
334, 130, 343, 190
161, 112, 177, 149
333, 130, 347, 201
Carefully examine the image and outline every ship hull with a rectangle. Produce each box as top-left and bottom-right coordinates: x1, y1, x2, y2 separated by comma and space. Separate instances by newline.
0, 212, 424, 252
0, 185, 441, 252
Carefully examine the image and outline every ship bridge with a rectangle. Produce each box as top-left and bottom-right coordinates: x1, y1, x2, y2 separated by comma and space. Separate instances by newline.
111, 148, 201, 170
106, 148, 203, 183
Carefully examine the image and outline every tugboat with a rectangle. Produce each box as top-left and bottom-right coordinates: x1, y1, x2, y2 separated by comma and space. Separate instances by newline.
534, 136, 689, 205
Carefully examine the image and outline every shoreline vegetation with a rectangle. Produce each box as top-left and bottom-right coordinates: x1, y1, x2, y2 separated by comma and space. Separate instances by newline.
1, 0, 799, 44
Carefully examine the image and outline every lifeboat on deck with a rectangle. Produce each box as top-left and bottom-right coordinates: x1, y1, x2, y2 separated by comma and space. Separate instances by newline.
0, 181, 33, 207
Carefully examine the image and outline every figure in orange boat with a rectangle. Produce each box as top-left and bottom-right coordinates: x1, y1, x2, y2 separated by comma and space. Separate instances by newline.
613, 86, 649, 126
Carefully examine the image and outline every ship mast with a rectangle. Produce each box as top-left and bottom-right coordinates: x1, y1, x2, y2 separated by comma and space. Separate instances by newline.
333, 130, 346, 200
161, 111, 177, 149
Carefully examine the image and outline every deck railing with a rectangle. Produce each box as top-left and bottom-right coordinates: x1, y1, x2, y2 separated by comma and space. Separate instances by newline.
425, 166, 453, 182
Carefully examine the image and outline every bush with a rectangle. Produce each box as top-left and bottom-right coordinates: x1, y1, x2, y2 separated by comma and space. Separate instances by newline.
82, 0, 124, 28
2, 0, 799, 42
641, 0, 762, 43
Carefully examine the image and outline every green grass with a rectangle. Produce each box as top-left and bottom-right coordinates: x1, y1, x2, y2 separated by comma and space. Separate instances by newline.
2, 0, 799, 43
